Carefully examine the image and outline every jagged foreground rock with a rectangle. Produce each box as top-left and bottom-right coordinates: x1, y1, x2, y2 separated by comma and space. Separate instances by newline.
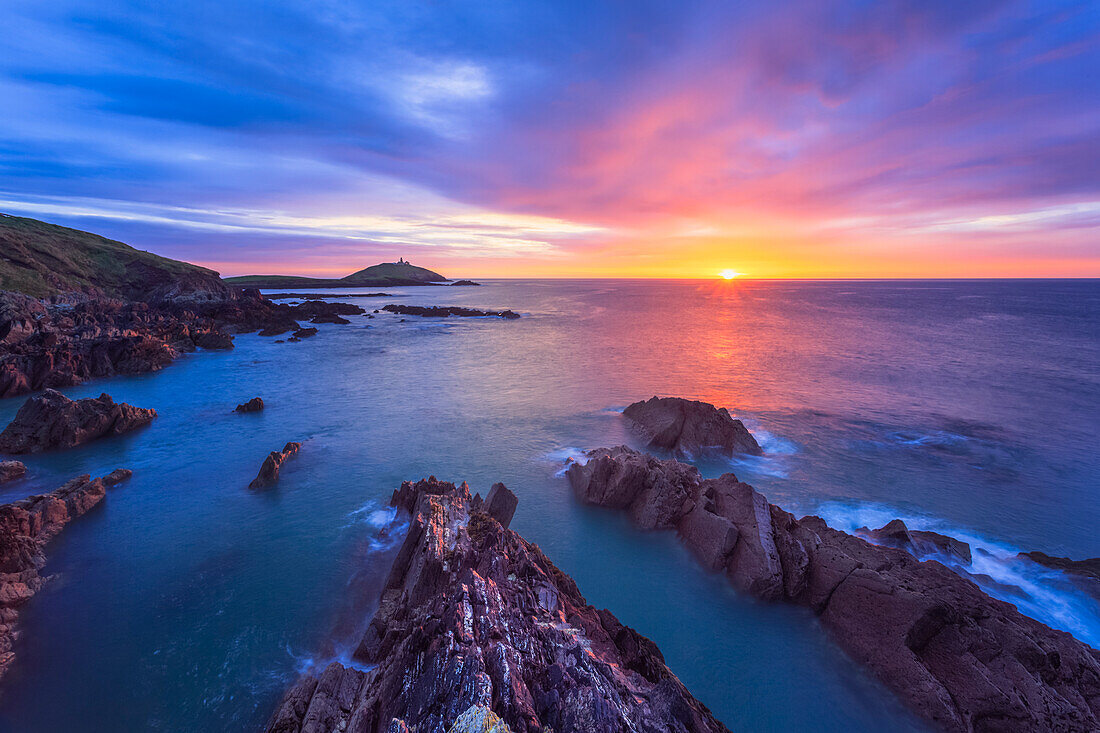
0, 470, 131, 679
567, 445, 1100, 732
0, 389, 156, 454
264, 477, 730, 733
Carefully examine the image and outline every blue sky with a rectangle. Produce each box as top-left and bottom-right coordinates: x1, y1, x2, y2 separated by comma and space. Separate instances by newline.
2, 0, 1098, 277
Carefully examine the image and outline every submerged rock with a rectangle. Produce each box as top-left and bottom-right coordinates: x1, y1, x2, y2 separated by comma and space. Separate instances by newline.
264, 477, 730, 733
0, 461, 25, 483
249, 442, 301, 489
235, 397, 265, 413
623, 396, 762, 457
381, 304, 520, 319
0, 389, 156, 454
567, 445, 1100, 732
0, 470, 131, 680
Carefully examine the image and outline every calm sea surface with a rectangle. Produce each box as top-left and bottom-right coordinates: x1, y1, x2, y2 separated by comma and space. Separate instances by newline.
0, 279, 1097, 732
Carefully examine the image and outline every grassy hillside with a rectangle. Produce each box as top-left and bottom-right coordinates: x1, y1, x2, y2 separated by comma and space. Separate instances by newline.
0, 213, 227, 300
224, 260, 448, 289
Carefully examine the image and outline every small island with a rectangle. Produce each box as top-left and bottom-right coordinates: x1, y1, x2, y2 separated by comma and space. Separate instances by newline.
224, 258, 453, 289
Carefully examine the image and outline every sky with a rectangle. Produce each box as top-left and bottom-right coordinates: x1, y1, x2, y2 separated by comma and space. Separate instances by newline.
1, 0, 1098, 278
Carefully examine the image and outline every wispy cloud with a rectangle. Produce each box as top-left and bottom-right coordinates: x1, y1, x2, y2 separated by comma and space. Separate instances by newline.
0, 0, 1097, 276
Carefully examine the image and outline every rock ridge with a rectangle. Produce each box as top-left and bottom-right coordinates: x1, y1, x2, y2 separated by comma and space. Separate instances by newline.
264, 476, 731, 733
566, 445, 1100, 732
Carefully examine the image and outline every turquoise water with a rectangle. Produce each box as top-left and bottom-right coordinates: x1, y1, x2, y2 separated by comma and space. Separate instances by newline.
1, 279, 1098, 732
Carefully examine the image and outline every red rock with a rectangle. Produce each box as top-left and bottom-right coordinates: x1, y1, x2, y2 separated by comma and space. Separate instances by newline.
0, 472, 127, 681
249, 442, 301, 489
0, 389, 156, 454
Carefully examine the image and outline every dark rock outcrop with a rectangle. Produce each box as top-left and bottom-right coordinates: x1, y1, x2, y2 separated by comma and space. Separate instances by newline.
566, 446, 1100, 732
249, 442, 301, 489
264, 293, 393, 300
264, 477, 730, 733
292, 327, 318, 339
0, 389, 156, 454
471, 482, 518, 528
1019, 552, 1100, 582
857, 519, 973, 564
0, 470, 131, 679
450, 280, 482, 286
623, 397, 762, 457
382, 304, 520, 319
310, 313, 350, 324
235, 397, 265, 413
0, 461, 25, 483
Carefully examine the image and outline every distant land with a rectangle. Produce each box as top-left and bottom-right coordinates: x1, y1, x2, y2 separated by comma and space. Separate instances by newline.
224, 259, 450, 289
0, 213, 229, 301
0, 213, 460, 298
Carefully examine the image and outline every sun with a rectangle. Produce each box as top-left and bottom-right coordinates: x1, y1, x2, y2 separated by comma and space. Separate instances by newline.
719, 269, 742, 280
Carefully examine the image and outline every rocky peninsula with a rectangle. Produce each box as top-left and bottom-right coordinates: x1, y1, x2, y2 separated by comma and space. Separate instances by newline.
381, 304, 521, 319
566, 429, 1100, 731
265, 477, 730, 733
0, 470, 131, 680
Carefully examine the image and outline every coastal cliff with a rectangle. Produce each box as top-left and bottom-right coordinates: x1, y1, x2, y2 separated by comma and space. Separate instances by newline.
567, 443, 1100, 732
265, 477, 730, 733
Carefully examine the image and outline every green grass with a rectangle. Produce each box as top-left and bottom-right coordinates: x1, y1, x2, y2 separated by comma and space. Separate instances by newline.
0, 213, 221, 298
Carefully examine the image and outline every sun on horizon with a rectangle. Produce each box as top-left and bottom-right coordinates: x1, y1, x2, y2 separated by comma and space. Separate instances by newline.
719, 269, 743, 280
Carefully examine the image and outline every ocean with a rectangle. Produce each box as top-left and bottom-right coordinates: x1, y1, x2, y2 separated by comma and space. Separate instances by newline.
0, 279, 1097, 732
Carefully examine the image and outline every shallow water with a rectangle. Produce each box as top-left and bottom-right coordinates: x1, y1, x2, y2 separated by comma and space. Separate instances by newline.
0, 279, 1098, 732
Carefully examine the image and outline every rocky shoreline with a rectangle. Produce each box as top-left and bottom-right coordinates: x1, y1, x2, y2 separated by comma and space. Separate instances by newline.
0, 470, 131, 681
0, 288, 371, 399
264, 477, 730, 733
566, 441, 1100, 731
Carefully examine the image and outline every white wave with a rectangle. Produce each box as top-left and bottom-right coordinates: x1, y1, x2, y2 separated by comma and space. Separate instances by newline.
726, 453, 789, 478
545, 446, 590, 476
